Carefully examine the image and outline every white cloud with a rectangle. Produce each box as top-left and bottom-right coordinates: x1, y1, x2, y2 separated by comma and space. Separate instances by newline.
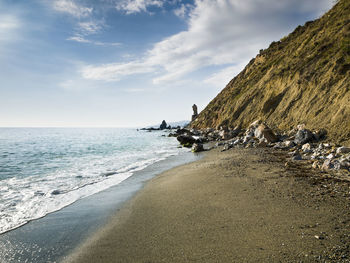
0, 15, 19, 30
67, 35, 121, 46
204, 62, 248, 89
67, 35, 91, 43
78, 21, 103, 34
81, 0, 333, 84
53, 0, 92, 18
115, 0, 164, 14
80, 61, 153, 81
173, 3, 193, 19
0, 14, 20, 44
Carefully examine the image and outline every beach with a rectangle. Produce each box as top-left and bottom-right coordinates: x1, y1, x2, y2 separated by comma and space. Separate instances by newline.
65, 147, 350, 262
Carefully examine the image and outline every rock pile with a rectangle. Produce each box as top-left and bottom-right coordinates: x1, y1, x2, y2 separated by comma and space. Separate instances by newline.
173, 120, 350, 172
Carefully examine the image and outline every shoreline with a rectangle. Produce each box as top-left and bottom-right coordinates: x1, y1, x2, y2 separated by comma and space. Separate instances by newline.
65, 147, 350, 262
0, 151, 201, 263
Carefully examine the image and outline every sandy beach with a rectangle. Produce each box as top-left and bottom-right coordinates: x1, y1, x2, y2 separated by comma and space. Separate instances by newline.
65, 147, 350, 262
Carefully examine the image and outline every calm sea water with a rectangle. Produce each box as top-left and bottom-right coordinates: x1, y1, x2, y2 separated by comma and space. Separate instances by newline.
0, 128, 185, 234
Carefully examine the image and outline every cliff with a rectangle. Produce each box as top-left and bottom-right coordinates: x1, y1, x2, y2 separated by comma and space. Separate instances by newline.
191, 0, 350, 144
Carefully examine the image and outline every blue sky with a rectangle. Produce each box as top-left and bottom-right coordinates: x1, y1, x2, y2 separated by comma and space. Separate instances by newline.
0, 0, 333, 127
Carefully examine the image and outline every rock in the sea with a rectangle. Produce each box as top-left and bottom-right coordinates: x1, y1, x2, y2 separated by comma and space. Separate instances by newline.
51, 190, 60, 195
191, 143, 204, 152
177, 135, 197, 146
336, 146, 350, 154
159, 120, 167, 130
294, 129, 313, 145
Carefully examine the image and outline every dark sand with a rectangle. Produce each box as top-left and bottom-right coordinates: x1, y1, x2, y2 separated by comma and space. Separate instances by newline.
65, 148, 350, 262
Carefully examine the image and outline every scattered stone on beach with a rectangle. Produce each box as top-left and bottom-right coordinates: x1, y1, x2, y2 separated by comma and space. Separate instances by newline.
336, 146, 350, 154
284, 140, 295, 148
314, 235, 325, 240
322, 159, 334, 170
302, 143, 312, 153
221, 143, 233, 152
171, 123, 349, 173
294, 129, 314, 145
292, 154, 303, 161
312, 161, 322, 169
326, 153, 336, 160
257, 140, 268, 148
191, 143, 204, 153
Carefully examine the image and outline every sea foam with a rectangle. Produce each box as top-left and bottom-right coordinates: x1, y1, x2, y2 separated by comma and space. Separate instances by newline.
0, 128, 185, 234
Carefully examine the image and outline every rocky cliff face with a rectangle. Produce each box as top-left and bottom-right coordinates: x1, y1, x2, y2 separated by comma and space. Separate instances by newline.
192, 0, 350, 145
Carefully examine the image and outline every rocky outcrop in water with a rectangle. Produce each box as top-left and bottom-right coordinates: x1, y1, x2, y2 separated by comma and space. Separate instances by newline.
160, 120, 168, 130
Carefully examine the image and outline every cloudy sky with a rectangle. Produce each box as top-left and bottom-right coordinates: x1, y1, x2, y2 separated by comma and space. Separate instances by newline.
0, 0, 333, 127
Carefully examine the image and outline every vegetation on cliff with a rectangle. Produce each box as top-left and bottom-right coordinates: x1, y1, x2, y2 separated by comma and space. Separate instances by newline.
192, 0, 350, 144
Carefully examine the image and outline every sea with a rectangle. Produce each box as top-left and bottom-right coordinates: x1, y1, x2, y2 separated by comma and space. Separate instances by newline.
0, 128, 186, 235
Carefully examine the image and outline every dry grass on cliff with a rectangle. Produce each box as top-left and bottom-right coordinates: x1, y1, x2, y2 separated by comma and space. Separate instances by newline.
193, 0, 350, 145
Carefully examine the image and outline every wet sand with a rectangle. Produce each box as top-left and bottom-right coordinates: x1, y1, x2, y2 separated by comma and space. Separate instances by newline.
65, 147, 350, 262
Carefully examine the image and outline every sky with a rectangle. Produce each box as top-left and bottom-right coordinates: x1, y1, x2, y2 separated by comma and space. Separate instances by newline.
0, 0, 333, 127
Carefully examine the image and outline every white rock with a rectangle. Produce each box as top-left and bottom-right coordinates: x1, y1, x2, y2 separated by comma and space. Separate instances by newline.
302, 143, 312, 152
336, 146, 350, 154
326, 153, 335, 160
249, 119, 262, 128
284, 140, 294, 147
233, 139, 241, 145
297, 124, 306, 130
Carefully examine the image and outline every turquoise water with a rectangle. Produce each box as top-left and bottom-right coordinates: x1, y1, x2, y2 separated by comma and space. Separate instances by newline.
0, 128, 185, 234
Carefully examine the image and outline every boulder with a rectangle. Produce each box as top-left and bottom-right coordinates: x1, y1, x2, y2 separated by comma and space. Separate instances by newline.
336, 146, 350, 154
313, 129, 327, 141
321, 159, 334, 170
291, 154, 302, 161
284, 140, 295, 148
257, 140, 268, 147
249, 119, 262, 129
176, 128, 192, 135
302, 143, 312, 153
221, 143, 232, 151
219, 130, 232, 140
177, 135, 197, 146
312, 161, 321, 169
191, 143, 204, 152
254, 124, 278, 143
326, 153, 335, 160
294, 129, 313, 145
